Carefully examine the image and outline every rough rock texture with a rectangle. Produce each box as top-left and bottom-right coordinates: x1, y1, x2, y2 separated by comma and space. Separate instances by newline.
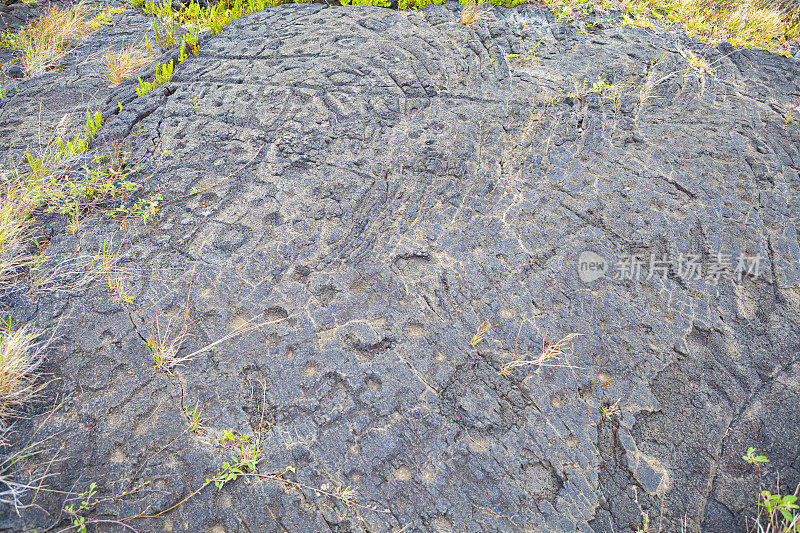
1, 3, 800, 532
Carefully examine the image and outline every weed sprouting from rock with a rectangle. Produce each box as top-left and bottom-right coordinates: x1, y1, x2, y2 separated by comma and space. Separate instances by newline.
136, 60, 174, 97
744, 447, 800, 532
469, 320, 495, 347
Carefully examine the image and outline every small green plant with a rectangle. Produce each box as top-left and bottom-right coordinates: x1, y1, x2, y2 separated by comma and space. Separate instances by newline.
142, 0, 178, 17
92, 239, 134, 303
600, 399, 622, 420
178, 38, 188, 62
582, 77, 621, 105
152, 16, 177, 51
85, 110, 103, 142
136, 60, 173, 97
185, 27, 199, 57
30, 151, 135, 218
744, 447, 770, 466
785, 98, 800, 125
53, 135, 86, 161
743, 447, 800, 532
64, 482, 97, 533
147, 314, 194, 375
115, 193, 162, 222
187, 401, 209, 433
211, 433, 261, 489
761, 491, 799, 525
27, 110, 104, 170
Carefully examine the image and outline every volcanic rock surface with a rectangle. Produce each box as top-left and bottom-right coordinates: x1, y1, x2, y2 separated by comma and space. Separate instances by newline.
1, 2, 800, 532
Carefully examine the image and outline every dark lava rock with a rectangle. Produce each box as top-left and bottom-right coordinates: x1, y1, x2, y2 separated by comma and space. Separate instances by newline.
5, 63, 23, 78
1, 3, 799, 533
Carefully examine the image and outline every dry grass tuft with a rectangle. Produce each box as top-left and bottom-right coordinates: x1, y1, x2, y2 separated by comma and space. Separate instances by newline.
148, 315, 195, 376
103, 42, 150, 87
682, 49, 716, 75
0, 324, 43, 424
550, 0, 799, 55
0, 186, 34, 293
500, 331, 582, 374
461, 1, 491, 27
639, 63, 678, 104
0, 2, 106, 76
148, 315, 267, 376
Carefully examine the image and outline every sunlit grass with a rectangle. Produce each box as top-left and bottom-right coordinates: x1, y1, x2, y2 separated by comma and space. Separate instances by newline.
550, 0, 800, 55
103, 41, 150, 86
0, 3, 108, 76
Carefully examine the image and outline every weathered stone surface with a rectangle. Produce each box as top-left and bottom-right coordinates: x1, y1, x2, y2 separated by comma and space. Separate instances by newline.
1, 3, 799, 532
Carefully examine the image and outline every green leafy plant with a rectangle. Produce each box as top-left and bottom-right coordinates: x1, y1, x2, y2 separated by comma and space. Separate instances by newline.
761, 492, 799, 525
64, 482, 97, 533
210, 433, 261, 489
142, 0, 175, 18
85, 110, 103, 142
588, 77, 620, 101
744, 447, 769, 466
178, 38, 188, 62
53, 135, 86, 161
743, 447, 800, 532
136, 60, 173, 97
185, 27, 199, 57
115, 193, 162, 222
152, 16, 177, 51
27, 110, 104, 171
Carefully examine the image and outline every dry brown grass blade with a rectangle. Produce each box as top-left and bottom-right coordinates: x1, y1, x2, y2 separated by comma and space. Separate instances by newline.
0, 2, 105, 76
0, 324, 44, 424
103, 42, 150, 87
0, 184, 34, 293
552, 0, 799, 55
500, 332, 582, 374
461, 1, 491, 27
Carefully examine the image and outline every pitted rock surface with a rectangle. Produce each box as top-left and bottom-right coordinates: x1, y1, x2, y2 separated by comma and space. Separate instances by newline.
2, 3, 800, 532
